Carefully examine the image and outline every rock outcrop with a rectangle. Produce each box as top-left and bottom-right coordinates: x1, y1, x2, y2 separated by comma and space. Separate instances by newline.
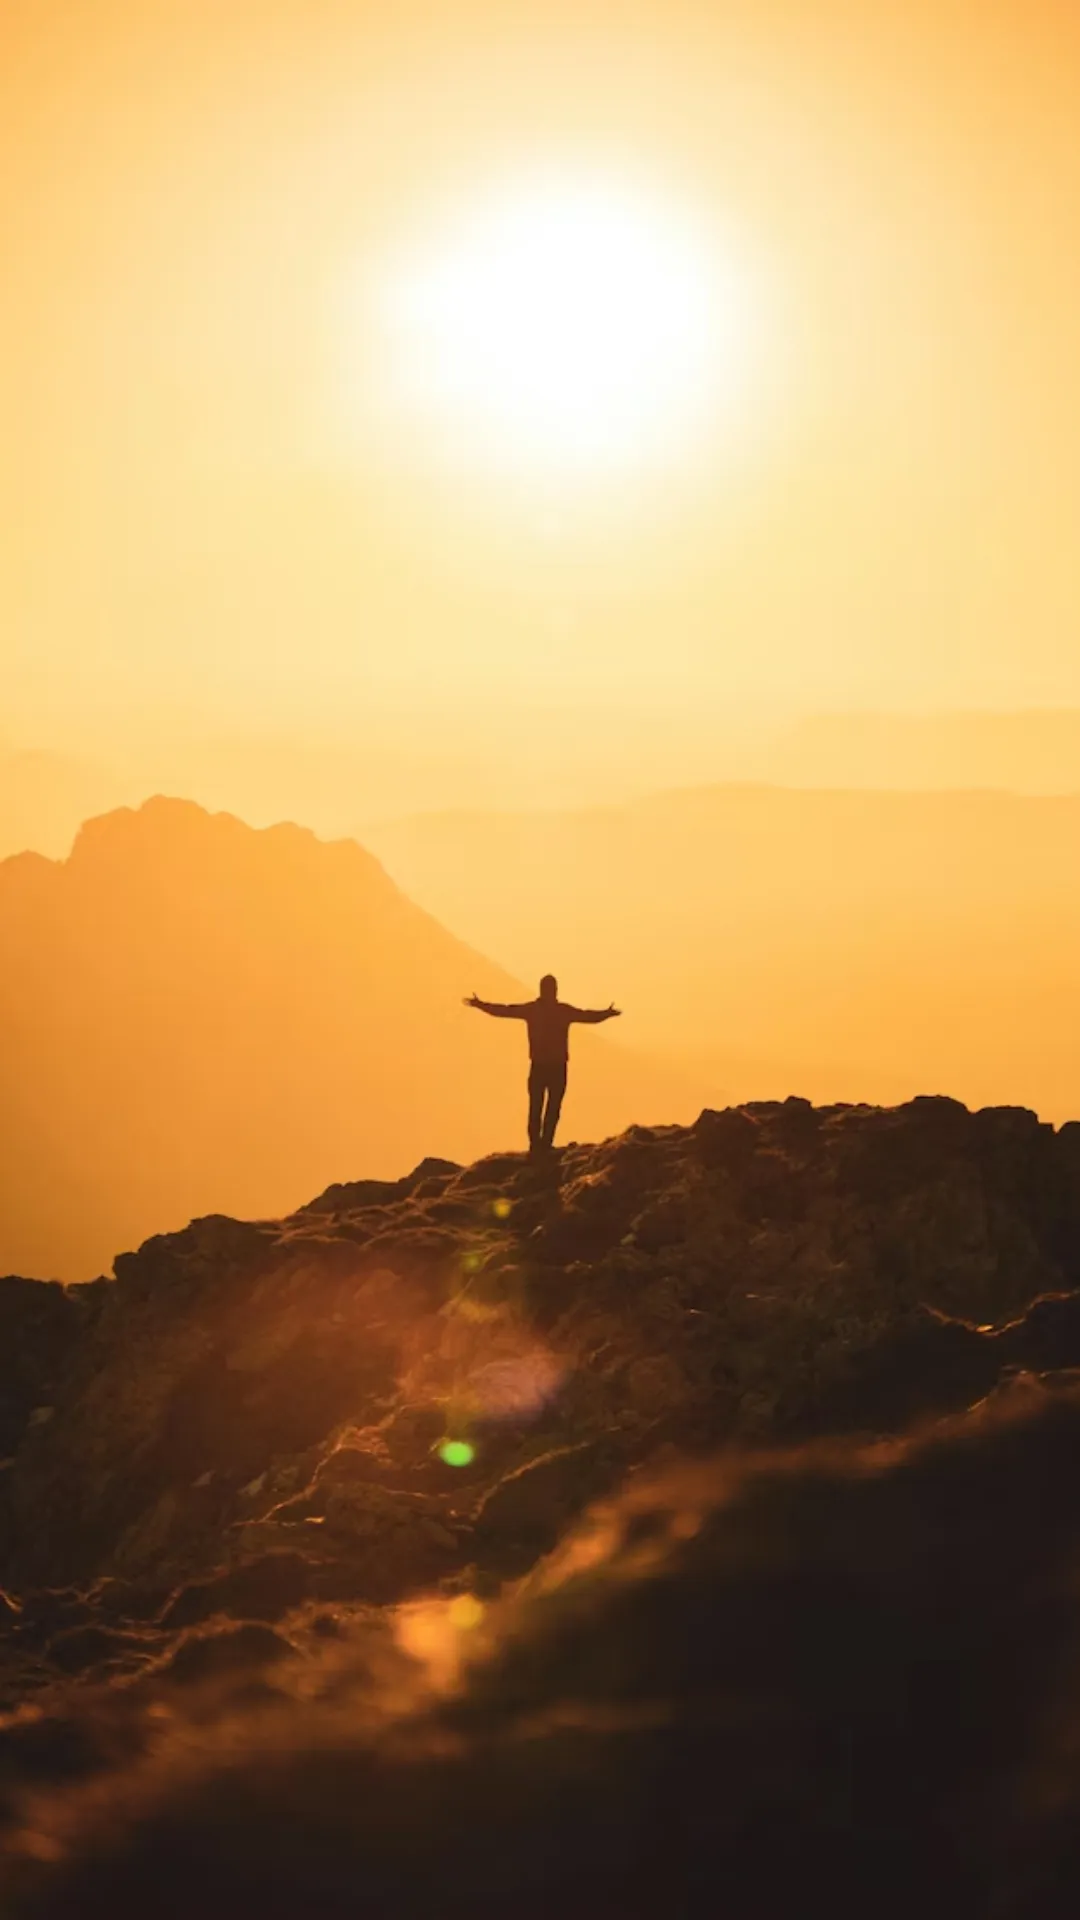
6, 1094, 1080, 1913
2, 1095, 1080, 1676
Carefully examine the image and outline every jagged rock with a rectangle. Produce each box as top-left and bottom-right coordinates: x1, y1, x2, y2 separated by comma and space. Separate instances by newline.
304, 1158, 462, 1216
9, 1101, 1080, 1916
2, 1098, 1080, 1710
0, 1279, 83, 1456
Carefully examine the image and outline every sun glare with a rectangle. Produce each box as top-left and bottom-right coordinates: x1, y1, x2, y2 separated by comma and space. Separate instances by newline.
375, 170, 752, 490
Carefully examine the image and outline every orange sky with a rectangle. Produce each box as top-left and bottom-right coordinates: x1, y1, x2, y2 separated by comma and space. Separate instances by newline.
4, 0, 1080, 770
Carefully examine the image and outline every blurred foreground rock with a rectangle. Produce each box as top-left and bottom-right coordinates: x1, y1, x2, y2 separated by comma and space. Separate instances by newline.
6, 1097, 1080, 1912
1, 1094, 1080, 1710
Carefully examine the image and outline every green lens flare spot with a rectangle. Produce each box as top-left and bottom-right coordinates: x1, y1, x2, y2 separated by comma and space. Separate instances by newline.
492, 1198, 512, 1220
438, 1440, 476, 1468
462, 1251, 482, 1272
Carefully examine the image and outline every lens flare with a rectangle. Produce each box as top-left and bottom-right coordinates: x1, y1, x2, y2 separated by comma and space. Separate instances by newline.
447, 1594, 485, 1631
465, 1352, 563, 1419
438, 1439, 476, 1467
395, 1591, 487, 1686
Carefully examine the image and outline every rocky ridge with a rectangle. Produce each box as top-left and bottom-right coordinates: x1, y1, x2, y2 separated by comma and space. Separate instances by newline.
3, 1093, 1080, 1723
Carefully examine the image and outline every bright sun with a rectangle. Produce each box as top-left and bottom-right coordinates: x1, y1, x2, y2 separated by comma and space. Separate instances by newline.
376, 170, 752, 490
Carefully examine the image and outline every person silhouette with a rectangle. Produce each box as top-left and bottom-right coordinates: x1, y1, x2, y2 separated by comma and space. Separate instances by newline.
465, 975, 621, 1152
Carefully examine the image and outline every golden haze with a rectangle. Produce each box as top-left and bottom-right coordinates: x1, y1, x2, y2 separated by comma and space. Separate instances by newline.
5, 0, 1080, 750
3, 2, 1080, 1276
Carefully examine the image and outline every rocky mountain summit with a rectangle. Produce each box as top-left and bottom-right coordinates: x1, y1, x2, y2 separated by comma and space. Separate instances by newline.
7, 1093, 1080, 1913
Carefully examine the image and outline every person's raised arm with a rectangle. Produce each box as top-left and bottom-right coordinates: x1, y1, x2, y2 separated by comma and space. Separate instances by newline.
463, 993, 529, 1018
568, 1002, 622, 1024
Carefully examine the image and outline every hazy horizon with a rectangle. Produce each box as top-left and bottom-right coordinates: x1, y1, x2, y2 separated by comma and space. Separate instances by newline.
6, 780, 1080, 1278
4, 701, 1080, 861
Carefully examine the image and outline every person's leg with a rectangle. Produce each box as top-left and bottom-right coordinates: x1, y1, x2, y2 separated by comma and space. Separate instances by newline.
541, 1065, 567, 1147
527, 1064, 545, 1150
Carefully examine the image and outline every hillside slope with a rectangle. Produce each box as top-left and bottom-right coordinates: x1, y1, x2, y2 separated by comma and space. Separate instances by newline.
0, 797, 702, 1279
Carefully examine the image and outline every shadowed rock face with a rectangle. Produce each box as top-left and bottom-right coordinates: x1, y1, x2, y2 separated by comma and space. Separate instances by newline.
5, 1095, 1080, 1913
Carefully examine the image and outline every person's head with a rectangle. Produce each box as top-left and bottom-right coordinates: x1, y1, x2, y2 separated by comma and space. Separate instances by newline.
539, 974, 558, 1001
